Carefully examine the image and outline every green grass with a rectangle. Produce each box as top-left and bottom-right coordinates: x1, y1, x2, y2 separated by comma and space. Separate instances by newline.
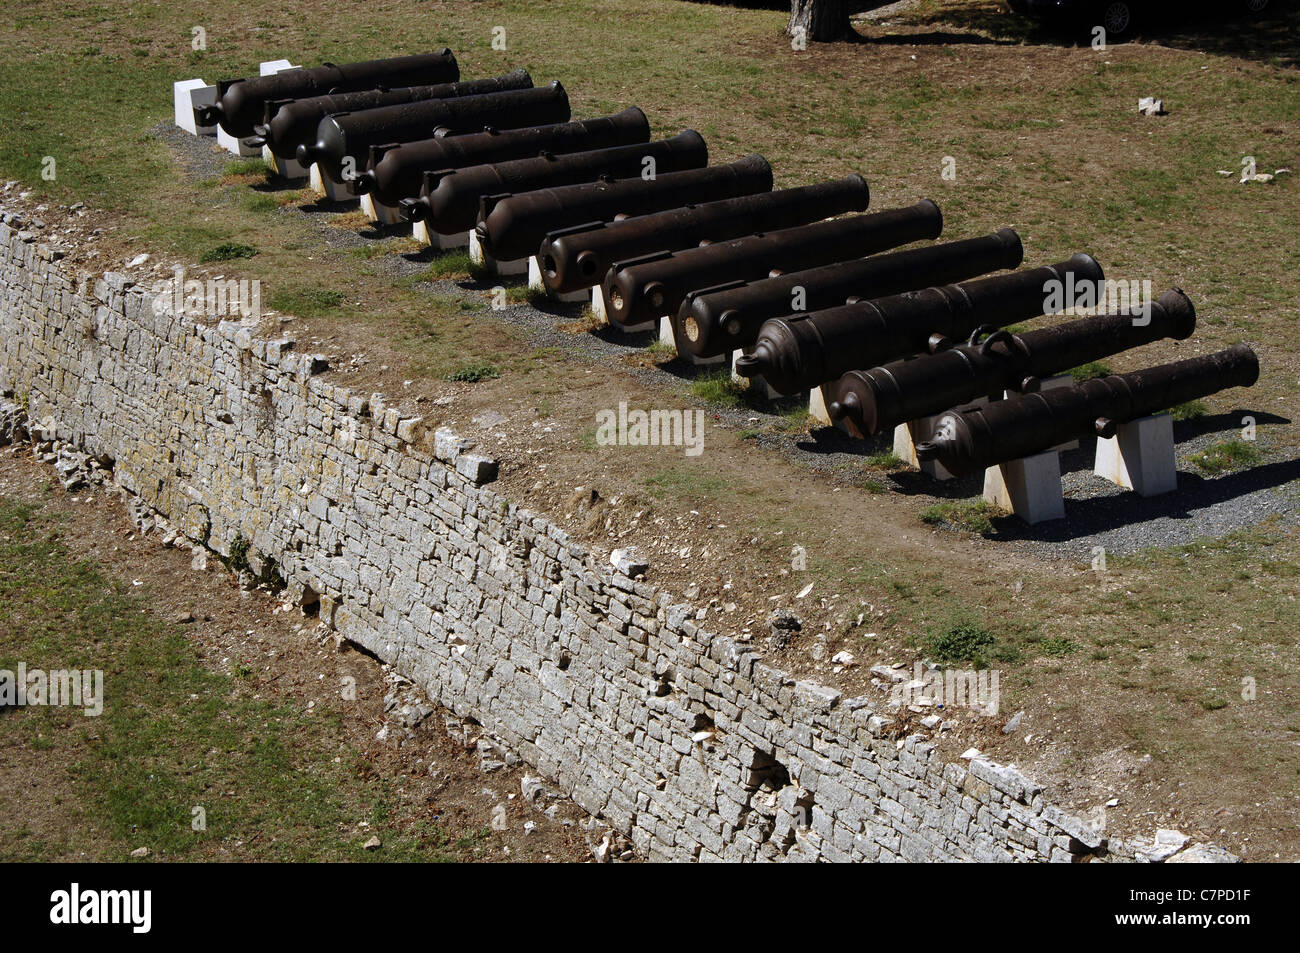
199, 242, 258, 263
920, 499, 1001, 535
1171, 399, 1209, 422
690, 370, 746, 408
1066, 360, 1112, 382
446, 362, 500, 383
0, 494, 467, 862
1188, 439, 1263, 475
923, 616, 999, 668
267, 286, 346, 318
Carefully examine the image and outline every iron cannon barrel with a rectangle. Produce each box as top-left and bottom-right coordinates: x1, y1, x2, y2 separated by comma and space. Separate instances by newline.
197, 50, 459, 139
252, 70, 534, 159
530, 174, 870, 292
298, 82, 571, 184
676, 228, 1024, 360
353, 108, 650, 204
417, 130, 709, 236
602, 200, 944, 328
419, 153, 770, 247
913, 345, 1260, 477
732, 254, 1105, 396
829, 288, 1198, 437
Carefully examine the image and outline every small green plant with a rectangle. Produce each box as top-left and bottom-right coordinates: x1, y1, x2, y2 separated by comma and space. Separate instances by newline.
739, 428, 760, 440
1189, 439, 1262, 475
1039, 637, 1077, 657
267, 287, 346, 317
244, 193, 279, 214
446, 363, 499, 383
920, 499, 1000, 534
1067, 360, 1112, 382
924, 617, 997, 667
690, 370, 745, 408
418, 250, 474, 280
866, 451, 902, 470
200, 242, 258, 263
227, 534, 250, 573
224, 157, 270, 177
1170, 399, 1209, 421
1201, 697, 1229, 711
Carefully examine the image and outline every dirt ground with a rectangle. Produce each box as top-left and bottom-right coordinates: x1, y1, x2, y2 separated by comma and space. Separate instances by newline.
0, 447, 613, 862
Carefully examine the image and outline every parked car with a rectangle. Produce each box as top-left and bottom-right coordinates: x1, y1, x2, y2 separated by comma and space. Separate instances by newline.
1006, 0, 1273, 40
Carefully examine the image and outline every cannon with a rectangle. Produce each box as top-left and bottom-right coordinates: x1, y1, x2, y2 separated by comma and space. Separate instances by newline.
676, 228, 1024, 360
602, 200, 944, 328
733, 254, 1104, 396
246, 70, 535, 160
828, 288, 1198, 437
521, 174, 870, 287
297, 82, 572, 185
404, 153, 772, 252
351, 108, 651, 206
196, 50, 459, 139
405, 130, 710, 236
913, 345, 1260, 477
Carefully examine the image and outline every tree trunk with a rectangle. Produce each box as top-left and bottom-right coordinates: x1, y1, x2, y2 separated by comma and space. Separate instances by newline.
788, 0, 854, 43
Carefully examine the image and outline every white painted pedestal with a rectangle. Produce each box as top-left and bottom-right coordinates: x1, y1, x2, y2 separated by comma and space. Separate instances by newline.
413, 221, 469, 249
360, 192, 405, 226
1094, 412, 1177, 497
262, 146, 306, 180
309, 163, 357, 202
469, 230, 527, 276
173, 79, 217, 135
983, 450, 1066, 525
528, 257, 588, 302
895, 417, 957, 481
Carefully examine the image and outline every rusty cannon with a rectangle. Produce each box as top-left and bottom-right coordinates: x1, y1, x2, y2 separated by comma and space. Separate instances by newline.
420, 154, 772, 257
246, 69, 535, 160
297, 82, 572, 185
732, 254, 1105, 396
351, 108, 651, 207
676, 228, 1024, 361
602, 200, 944, 329
913, 345, 1260, 477
404, 130, 710, 237
196, 50, 460, 139
523, 174, 870, 290
828, 288, 1198, 438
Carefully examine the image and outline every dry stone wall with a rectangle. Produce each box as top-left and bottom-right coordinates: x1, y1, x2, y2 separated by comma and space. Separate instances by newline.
0, 211, 1232, 863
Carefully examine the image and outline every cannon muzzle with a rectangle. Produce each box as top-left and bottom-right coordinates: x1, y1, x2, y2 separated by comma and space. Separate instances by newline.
830, 287, 1198, 437
533, 174, 871, 294
735, 254, 1105, 396
677, 228, 1023, 359
602, 199, 944, 328
913, 344, 1259, 476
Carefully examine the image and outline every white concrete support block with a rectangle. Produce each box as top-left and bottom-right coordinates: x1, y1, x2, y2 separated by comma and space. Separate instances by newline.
173, 79, 217, 136
360, 192, 405, 226
413, 221, 469, 249
309, 163, 357, 202
259, 59, 298, 76
217, 126, 260, 157
529, 257, 588, 302
1094, 412, 1177, 497
808, 386, 834, 426
660, 316, 723, 363
262, 146, 306, 180
590, 284, 610, 324
984, 450, 1065, 525
469, 230, 527, 276
894, 417, 956, 481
